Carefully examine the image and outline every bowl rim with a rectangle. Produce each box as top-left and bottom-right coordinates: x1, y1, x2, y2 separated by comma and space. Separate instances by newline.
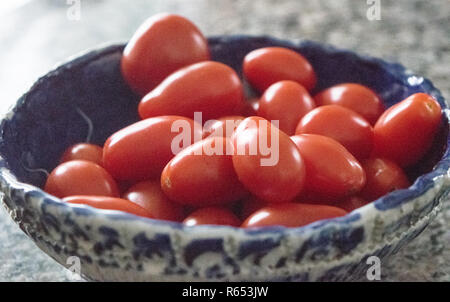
0, 35, 449, 237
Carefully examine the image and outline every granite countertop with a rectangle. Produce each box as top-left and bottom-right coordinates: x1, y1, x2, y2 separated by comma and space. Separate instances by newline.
0, 0, 449, 281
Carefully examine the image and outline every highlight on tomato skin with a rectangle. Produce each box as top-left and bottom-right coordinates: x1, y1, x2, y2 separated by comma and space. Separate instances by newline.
60, 143, 103, 166
290, 134, 366, 201
373, 93, 442, 167
232, 116, 306, 204
102, 115, 202, 182
360, 157, 411, 202
257, 80, 316, 136
44, 160, 120, 198
161, 136, 248, 207
295, 105, 374, 160
122, 180, 184, 222
314, 83, 385, 125
243, 47, 317, 93
183, 207, 241, 227
121, 13, 210, 96
138, 61, 245, 122
241, 203, 347, 228
63, 196, 154, 219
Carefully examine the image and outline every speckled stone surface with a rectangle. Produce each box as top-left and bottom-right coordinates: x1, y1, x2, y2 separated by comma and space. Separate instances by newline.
0, 0, 449, 281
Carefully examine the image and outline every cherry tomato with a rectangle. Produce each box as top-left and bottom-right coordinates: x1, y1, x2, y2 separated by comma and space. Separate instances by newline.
360, 158, 410, 201
138, 61, 244, 121
373, 93, 442, 167
338, 196, 369, 212
161, 136, 248, 207
202, 115, 245, 138
257, 81, 315, 135
45, 160, 119, 198
241, 203, 347, 228
103, 116, 202, 181
243, 47, 316, 93
63, 196, 153, 218
121, 13, 210, 95
123, 180, 183, 221
314, 83, 385, 125
232, 116, 306, 203
60, 143, 103, 166
183, 207, 241, 227
291, 134, 366, 201
295, 105, 374, 160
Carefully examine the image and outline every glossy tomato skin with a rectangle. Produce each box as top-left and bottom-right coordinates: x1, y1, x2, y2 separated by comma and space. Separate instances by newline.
63, 196, 153, 218
243, 47, 316, 93
314, 83, 385, 125
241, 203, 347, 228
161, 136, 248, 207
103, 116, 202, 181
257, 81, 315, 135
360, 158, 410, 201
183, 207, 241, 227
121, 13, 210, 95
295, 105, 374, 160
123, 180, 183, 221
60, 143, 103, 166
373, 93, 442, 167
138, 61, 244, 121
291, 134, 366, 201
202, 115, 245, 138
240, 98, 259, 117
44, 160, 119, 198
232, 117, 306, 203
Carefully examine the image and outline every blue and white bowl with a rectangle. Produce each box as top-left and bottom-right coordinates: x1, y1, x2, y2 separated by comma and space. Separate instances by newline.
0, 36, 449, 281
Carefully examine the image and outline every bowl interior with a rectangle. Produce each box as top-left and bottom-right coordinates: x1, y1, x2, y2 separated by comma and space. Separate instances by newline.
0, 36, 448, 195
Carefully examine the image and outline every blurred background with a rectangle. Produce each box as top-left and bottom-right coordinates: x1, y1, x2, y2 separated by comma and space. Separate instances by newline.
0, 0, 449, 281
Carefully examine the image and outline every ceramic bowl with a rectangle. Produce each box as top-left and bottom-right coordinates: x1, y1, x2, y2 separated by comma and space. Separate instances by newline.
0, 36, 449, 281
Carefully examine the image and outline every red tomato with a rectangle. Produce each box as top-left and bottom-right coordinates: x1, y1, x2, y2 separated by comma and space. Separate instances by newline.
314, 83, 385, 125
360, 158, 410, 201
243, 47, 316, 92
63, 196, 153, 218
44, 160, 119, 198
138, 61, 244, 121
202, 115, 245, 138
123, 180, 183, 221
295, 105, 374, 160
121, 13, 210, 95
60, 143, 103, 166
338, 196, 369, 212
257, 81, 315, 135
373, 93, 442, 167
241, 203, 347, 228
291, 134, 366, 201
161, 136, 248, 207
232, 116, 306, 203
103, 116, 202, 181
183, 207, 241, 227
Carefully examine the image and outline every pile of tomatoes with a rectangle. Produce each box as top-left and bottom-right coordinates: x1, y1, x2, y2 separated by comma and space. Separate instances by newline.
44, 13, 442, 228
